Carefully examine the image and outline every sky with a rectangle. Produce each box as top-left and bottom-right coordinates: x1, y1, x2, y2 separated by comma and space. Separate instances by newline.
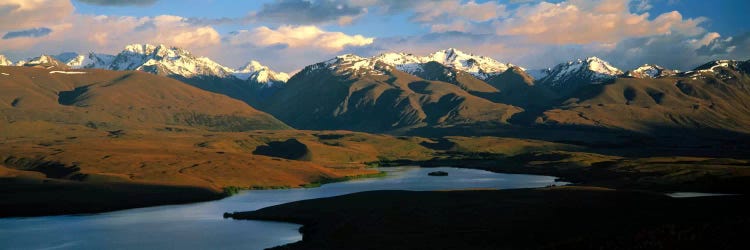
1, 0, 748, 72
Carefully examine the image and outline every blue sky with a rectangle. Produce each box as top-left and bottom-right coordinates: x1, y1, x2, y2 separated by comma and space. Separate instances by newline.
1, 0, 748, 72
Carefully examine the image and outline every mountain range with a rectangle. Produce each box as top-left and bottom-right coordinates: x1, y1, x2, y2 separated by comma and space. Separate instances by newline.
2, 45, 749, 136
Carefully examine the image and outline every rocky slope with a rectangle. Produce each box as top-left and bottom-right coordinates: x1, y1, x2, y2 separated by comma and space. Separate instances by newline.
261, 54, 522, 132
537, 57, 623, 92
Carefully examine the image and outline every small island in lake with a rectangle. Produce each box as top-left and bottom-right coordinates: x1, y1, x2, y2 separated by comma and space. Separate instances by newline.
428, 171, 449, 176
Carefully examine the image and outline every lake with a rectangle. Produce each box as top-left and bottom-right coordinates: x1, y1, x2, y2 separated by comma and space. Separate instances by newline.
0, 167, 567, 250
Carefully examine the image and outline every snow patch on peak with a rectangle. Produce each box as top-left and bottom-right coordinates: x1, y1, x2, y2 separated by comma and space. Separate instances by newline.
314, 49, 515, 79
65, 53, 116, 69
23, 55, 68, 69
419, 48, 513, 79
313, 54, 389, 76
238, 60, 265, 73
233, 60, 290, 85
0, 55, 13, 66
108, 43, 234, 78
627, 64, 678, 78
27, 55, 55, 65
583, 57, 622, 76
540, 56, 623, 88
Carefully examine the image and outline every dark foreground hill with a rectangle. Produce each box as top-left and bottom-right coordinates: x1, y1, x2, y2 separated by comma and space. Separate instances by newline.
228, 187, 750, 250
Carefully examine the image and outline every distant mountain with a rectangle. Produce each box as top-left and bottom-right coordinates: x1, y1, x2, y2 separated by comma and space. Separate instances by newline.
64, 53, 116, 69
18, 44, 291, 108
103, 44, 235, 78
233, 60, 290, 86
262, 54, 522, 133
537, 57, 623, 92
373, 48, 515, 80
5, 46, 750, 136
538, 59, 750, 134
54, 44, 291, 86
625, 64, 678, 78
688, 60, 750, 77
23, 55, 69, 69
525, 69, 549, 81
51, 52, 80, 63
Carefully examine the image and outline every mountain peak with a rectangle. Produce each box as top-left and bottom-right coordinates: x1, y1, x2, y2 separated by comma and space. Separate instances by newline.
334, 54, 366, 62
369, 48, 514, 80
424, 48, 513, 79
626, 64, 678, 78
124, 43, 168, 53
234, 60, 290, 84
29, 54, 55, 63
238, 60, 265, 72
21, 44, 286, 84
539, 56, 622, 89
108, 43, 232, 78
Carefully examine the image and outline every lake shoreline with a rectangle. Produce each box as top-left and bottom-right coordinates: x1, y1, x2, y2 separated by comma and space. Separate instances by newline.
373, 155, 750, 194
0, 179, 225, 218
0, 170, 388, 218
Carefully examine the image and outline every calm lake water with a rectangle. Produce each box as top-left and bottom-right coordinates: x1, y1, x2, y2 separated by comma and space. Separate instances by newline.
0, 167, 566, 250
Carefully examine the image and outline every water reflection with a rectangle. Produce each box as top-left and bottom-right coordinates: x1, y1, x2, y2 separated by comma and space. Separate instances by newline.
0, 167, 566, 250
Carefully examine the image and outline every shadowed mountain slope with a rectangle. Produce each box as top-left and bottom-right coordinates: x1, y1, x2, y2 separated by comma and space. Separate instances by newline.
262, 55, 522, 133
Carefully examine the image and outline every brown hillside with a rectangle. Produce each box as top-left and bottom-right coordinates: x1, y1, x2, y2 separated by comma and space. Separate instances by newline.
0, 66, 288, 131
263, 61, 522, 132
538, 72, 750, 133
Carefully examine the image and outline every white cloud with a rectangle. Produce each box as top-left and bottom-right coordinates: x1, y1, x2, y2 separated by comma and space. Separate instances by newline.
227, 25, 374, 52
0, 9, 220, 58
494, 0, 705, 44
0, 0, 74, 30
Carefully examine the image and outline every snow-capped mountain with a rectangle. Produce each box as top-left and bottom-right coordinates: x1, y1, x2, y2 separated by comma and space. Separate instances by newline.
23, 55, 69, 69
306, 48, 514, 80
626, 64, 678, 78
681, 59, 750, 81
538, 57, 623, 89
300, 54, 390, 77
692, 60, 745, 74
0, 55, 13, 66
104, 44, 235, 78
373, 48, 514, 80
233, 60, 290, 86
43, 44, 289, 87
64, 53, 116, 69
328, 54, 386, 74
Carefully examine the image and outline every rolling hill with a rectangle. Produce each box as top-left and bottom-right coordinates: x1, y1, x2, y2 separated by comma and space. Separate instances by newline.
537, 60, 750, 134
0, 66, 288, 131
